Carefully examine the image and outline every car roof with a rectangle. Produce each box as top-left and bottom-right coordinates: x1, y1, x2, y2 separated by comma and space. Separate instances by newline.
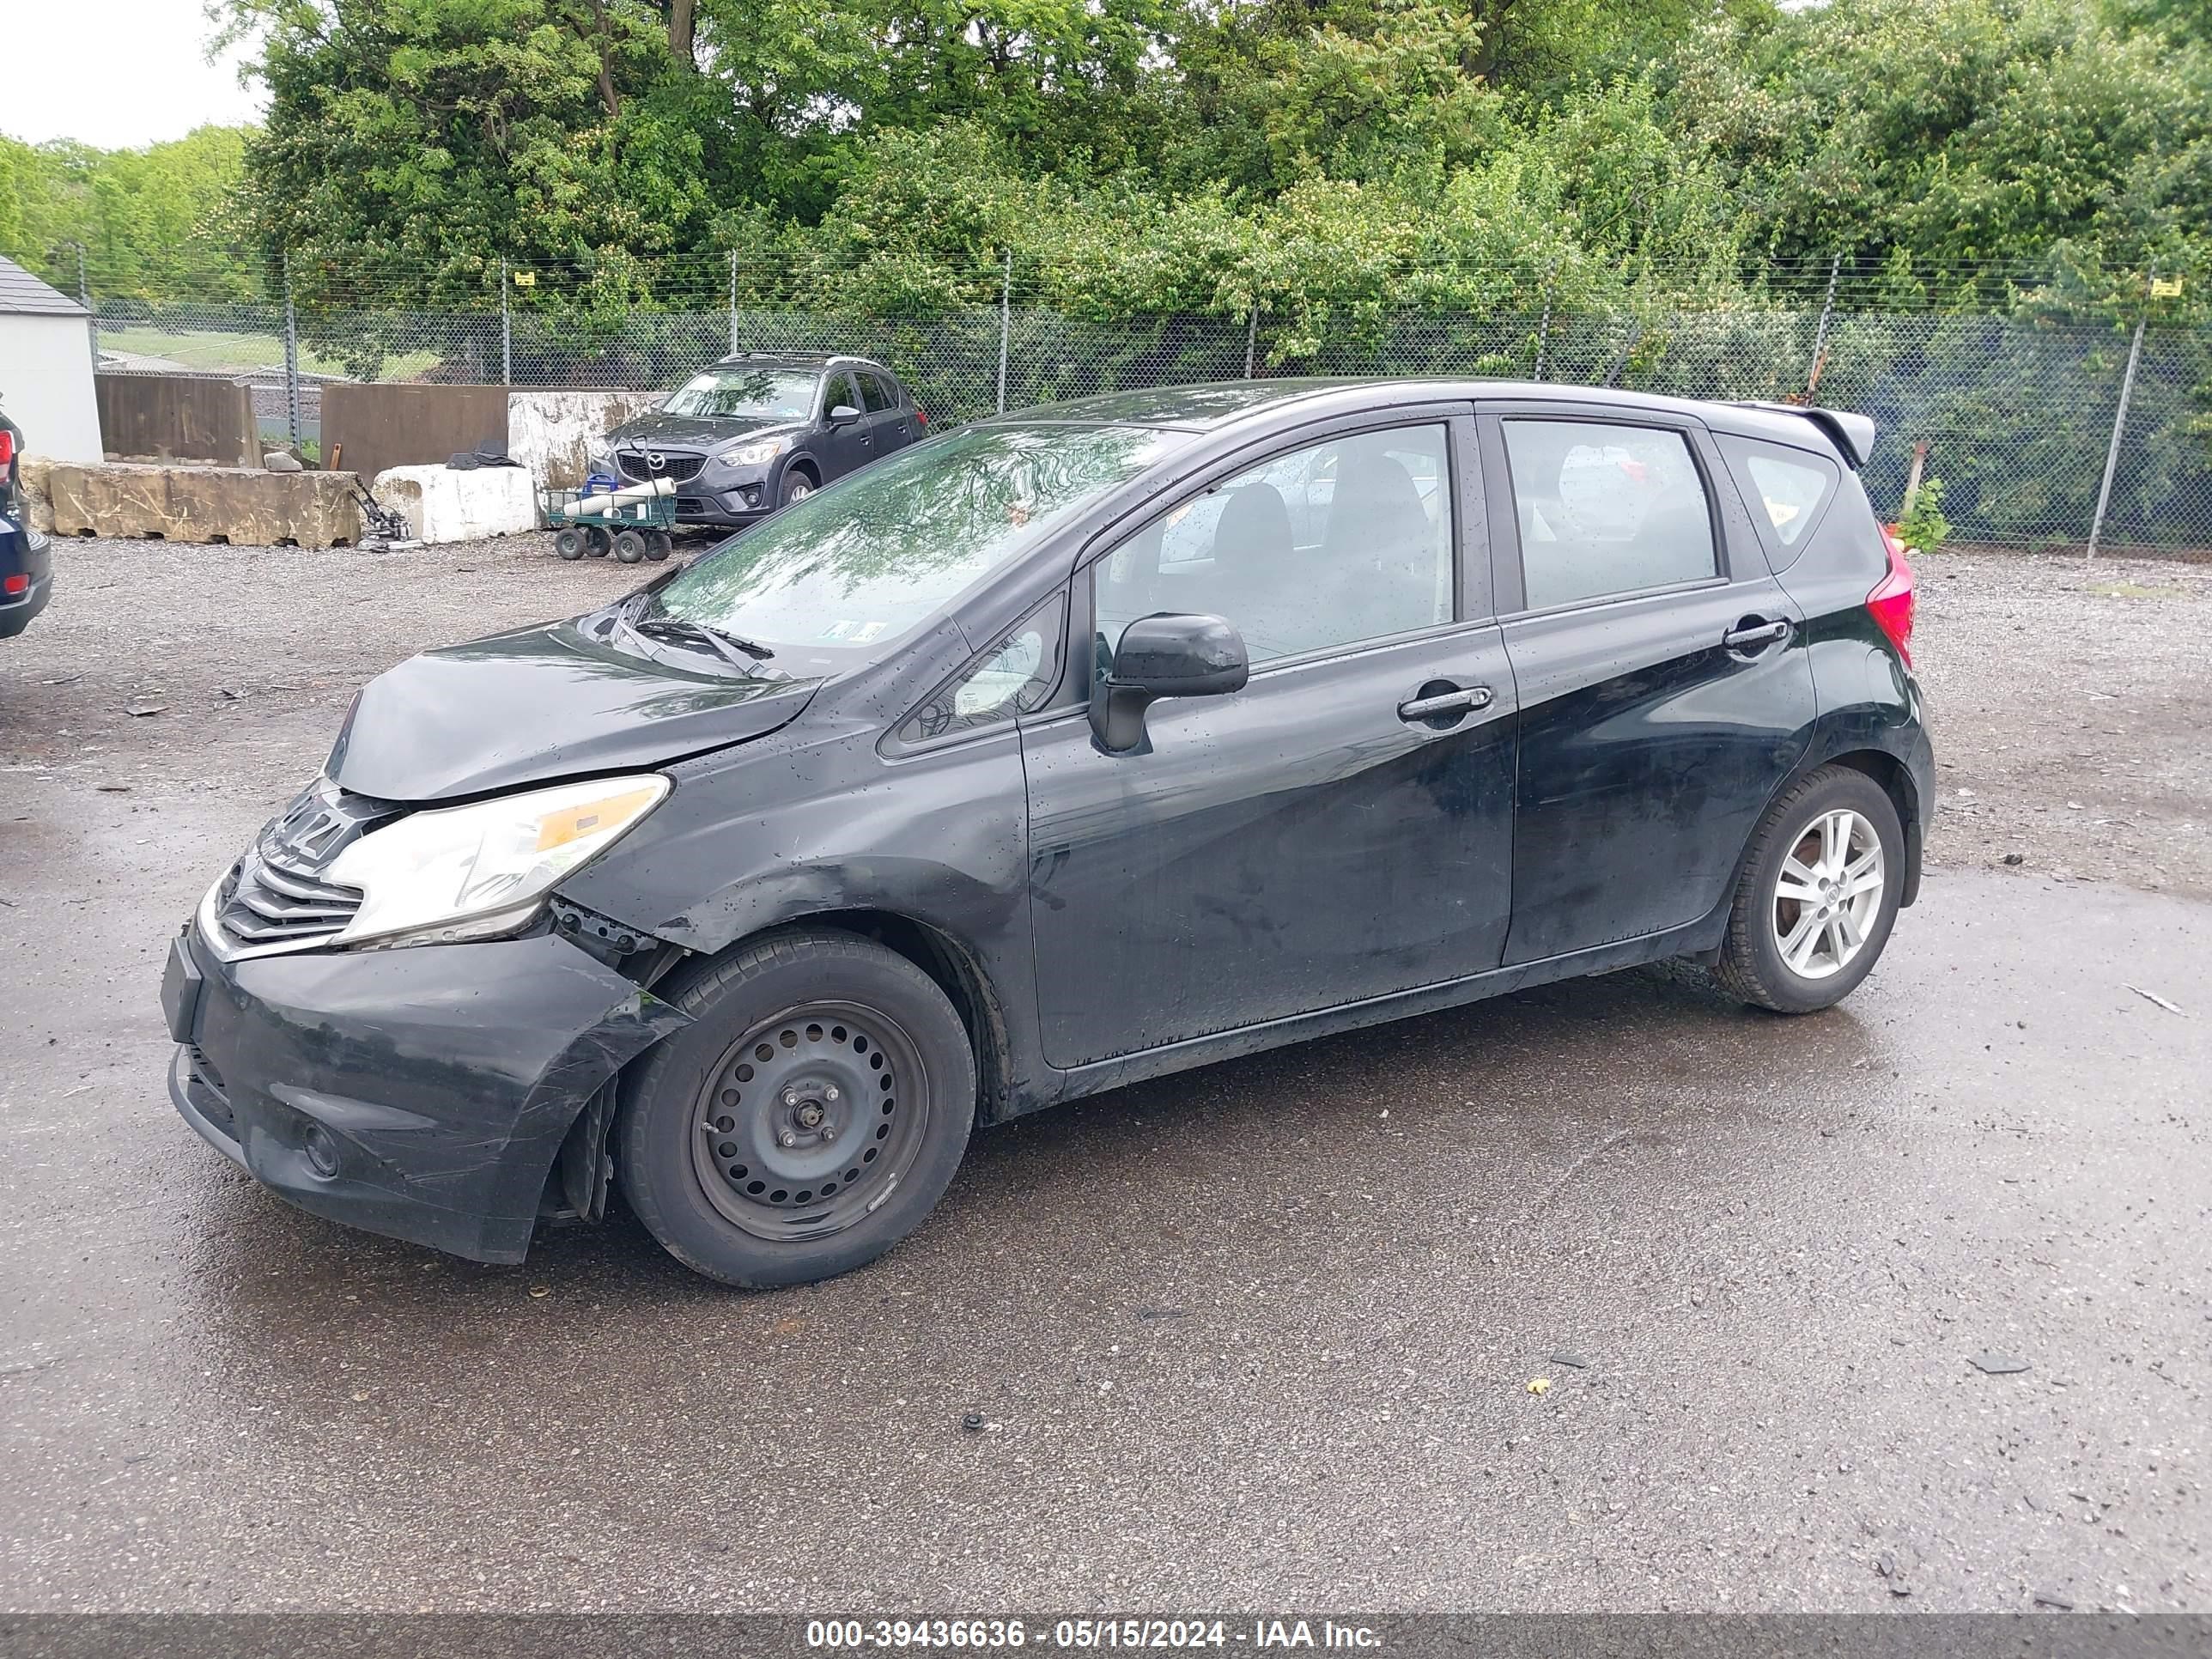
709, 352, 891, 375
994, 378, 1868, 464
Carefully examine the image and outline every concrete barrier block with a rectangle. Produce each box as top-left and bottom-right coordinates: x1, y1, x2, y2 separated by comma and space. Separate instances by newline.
40, 461, 365, 547
370, 464, 539, 543
508, 390, 661, 489
17, 456, 57, 533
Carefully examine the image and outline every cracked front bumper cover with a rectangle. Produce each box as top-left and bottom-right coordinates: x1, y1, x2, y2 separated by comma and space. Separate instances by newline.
164, 924, 690, 1263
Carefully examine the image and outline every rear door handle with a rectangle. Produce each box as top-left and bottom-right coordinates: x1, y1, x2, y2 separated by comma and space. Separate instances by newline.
1397, 685, 1493, 722
1723, 618, 1790, 650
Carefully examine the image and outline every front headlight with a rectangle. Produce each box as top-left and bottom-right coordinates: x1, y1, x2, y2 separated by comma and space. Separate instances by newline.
327, 775, 670, 949
720, 434, 789, 469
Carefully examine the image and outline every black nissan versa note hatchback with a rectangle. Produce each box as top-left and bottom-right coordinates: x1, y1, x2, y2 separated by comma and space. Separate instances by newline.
162, 380, 1931, 1288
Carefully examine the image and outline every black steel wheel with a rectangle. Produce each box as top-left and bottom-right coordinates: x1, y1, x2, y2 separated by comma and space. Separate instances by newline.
646, 529, 673, 562
584, 524, 612, 558
612, 527, 648, 564
617, 928, 976, 1287
687, 1000, 928, 1240
554, 526, 587, 560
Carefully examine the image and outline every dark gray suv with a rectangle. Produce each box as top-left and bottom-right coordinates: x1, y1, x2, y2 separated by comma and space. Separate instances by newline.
588, 353, 924, 527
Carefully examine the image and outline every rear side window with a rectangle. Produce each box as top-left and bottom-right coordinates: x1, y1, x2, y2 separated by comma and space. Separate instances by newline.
1744, 451, 1834, 546
1504, 420, 1717, 611
860, 374, 896, 414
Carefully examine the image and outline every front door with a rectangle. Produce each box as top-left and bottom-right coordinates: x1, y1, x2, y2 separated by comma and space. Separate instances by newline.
817, 370, 873, 482
1481, 406, 1816, 963
1021, 413, 1519, 1070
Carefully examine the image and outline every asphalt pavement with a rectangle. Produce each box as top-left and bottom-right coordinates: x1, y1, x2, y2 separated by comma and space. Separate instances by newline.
1, 538, 2207, 1613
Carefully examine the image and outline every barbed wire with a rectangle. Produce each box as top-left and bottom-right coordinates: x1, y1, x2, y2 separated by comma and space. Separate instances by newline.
7, 239, 2197, 322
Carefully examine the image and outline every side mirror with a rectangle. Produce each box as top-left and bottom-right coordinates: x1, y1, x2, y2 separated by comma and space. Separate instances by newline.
1088, 613, 1249, 753
828, 404, 861, 425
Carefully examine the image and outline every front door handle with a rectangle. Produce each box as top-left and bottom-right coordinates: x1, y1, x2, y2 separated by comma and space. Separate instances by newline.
1397, 684, 1493, 723
1722, 617, 1790, 650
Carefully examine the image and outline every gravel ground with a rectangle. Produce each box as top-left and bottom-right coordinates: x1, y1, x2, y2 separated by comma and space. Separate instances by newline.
5, 534, 2209, 898
1914, 547, 2212, 899
3, 532, 2210, 1613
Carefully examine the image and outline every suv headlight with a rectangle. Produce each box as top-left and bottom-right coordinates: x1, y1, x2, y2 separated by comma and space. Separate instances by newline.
720, 434, 789, 469
327, 775, 669, 949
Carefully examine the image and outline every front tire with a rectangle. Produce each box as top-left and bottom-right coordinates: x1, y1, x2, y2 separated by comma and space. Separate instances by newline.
617, 929, 976, 1287
778, 469, 816, 507
1712, 765, 1904, 1014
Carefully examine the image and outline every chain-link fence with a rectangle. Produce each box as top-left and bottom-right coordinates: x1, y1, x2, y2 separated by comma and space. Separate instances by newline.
77, 282, 2212, 554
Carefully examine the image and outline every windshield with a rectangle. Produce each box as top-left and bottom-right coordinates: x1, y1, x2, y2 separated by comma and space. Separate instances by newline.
652, 423, 1177, 672
661, 368, 820, 420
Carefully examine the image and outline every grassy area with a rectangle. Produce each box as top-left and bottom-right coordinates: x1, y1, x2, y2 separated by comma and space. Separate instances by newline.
98, 326, 441, 380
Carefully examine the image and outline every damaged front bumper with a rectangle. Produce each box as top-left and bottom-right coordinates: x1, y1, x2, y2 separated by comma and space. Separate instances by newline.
162, 921, 689, 1263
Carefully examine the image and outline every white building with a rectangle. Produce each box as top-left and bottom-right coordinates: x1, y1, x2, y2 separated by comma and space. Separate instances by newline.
0, 255, 103, 464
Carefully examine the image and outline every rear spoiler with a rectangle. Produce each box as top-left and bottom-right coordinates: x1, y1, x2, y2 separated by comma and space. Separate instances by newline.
1733, 403, 1875, 469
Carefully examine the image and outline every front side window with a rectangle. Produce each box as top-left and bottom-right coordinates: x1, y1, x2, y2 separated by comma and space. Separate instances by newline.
651, 424, 1176, 675
660, 368, 819, 420
1093, 424, 1454, 669
824, 373, 862, 416
1504, 420, 1717, 610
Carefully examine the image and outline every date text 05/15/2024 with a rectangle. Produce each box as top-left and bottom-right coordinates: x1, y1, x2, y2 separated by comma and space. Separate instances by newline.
805, 1621, 1385, 1650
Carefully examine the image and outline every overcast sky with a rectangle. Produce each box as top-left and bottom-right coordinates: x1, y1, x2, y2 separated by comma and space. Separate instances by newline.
9, 1, 264, 149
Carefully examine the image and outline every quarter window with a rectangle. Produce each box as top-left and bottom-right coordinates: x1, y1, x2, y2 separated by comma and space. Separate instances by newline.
1092, 424, 1454, 669
896, 595, 1066, 745
1504, 420, 1717, 610
1743, 450, 1833, 546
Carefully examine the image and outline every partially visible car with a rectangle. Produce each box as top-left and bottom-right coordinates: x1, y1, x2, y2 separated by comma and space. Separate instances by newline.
0, 407, 53, 641
587, 353, 924, 529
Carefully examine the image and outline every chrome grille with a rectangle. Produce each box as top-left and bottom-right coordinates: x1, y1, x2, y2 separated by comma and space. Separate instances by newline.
215, 851, 362, 946
616, 449, 705, 484
205, 779, 400, 955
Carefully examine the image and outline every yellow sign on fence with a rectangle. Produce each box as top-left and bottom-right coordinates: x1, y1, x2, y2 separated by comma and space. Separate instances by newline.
2149, 276, 2184, 299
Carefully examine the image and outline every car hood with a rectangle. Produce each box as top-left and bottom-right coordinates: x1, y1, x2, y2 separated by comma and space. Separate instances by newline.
326, 620, 819, 803
605, 412, 795, 453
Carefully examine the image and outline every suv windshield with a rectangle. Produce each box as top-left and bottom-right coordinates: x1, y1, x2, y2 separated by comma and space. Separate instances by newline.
661, 367, 821, 420
651, 423, 1176, 672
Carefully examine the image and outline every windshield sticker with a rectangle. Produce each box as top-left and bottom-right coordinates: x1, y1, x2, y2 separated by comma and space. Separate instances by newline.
820, 619, 857, 640
853, 621, 888, 642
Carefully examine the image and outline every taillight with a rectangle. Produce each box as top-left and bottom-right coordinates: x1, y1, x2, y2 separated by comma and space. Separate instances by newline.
0, 429, 14, 469
1869, 527, 1916, 667
915, 409, 927, 428
3, 574, 27, 596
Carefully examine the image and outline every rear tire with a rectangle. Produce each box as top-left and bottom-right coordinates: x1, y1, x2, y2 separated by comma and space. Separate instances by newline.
617, 928, 976, 1288
612, 528, 647, 564
646, 529, 673, 561
1713, 765, 1904, 1014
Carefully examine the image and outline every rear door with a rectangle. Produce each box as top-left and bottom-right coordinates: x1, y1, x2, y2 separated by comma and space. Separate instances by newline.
860, 372, 918, 452
1021, 409, 1519, 1069
1481, 403, 1816, 963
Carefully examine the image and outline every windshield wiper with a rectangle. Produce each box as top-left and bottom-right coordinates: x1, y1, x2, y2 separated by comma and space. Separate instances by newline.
636, 616, 776, 667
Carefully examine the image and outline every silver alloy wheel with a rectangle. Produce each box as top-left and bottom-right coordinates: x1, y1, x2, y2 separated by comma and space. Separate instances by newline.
1771, 807, 1885, 981
786, 479, 813, 501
